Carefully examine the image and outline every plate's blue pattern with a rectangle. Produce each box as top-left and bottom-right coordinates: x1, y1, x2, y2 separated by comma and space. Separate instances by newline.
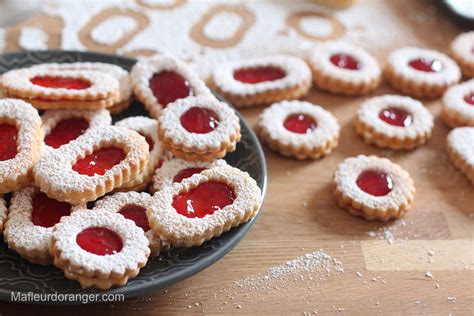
0, 50, 267, 304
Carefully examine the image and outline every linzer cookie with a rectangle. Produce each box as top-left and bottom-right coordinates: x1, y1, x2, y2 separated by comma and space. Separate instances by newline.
355, 95, 434, 149
0, 99, 43, 193
384, 47, 461, 98
0, 195, 6, 234
115, 116, 167, 191
158, 96, 241, 161
150, 158, 227, 193
148, 165, 261, 247
92, 191, 168, 256
42, 109, 112, 150
50, 209, 150, 289
209, 55, 312, 107
3, 187, 82, 265
131, 54, 212, 118
450, 31, 474, 78
307, 42, 381, 95
256, 100, 340, 160
446, 127, 474, 184
442, 79, 474, 128
332, 155, 415, 221
34, 126, 149, 204
32, 62, 132, 113
1, 67, 120, 110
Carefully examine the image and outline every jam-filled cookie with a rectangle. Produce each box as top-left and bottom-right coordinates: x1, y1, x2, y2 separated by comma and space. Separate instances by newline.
332, 155, 415, 221
131, 54, 212, 118
442, 79, 474, 128
450, 31, 474, 78
150, 158, 227, 193
115, 116, 167, 191
446, 127, 474, 184
307, 42, 382, 95
42, 109, 112, 150
3, 186, 82, 265
209, 55, 312, 107
0, 195, 6, 235
355, 95, 434, 149
148, 165, 261, 247
32, 62, 132, 114
158, 96, 241, 161
1, 67, 120, 110
256, 100, 340, 159
50, 209, 150, 289
0, 99, 43, 193
384, 47, 461, 98
34, 126, 149, 204
92, 191, 168, 257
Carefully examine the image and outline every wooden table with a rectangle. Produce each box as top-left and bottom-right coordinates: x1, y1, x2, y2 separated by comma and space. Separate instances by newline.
0, 1, 473, 314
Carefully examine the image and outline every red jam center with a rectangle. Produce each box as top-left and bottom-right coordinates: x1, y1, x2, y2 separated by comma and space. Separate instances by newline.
76, 227, 123, 256
72, 147, 126, 176
30, 76, 91, 90
0, 124, 18, 161
283, 113, 317, 134
233, 66, 286, 84
31, 192, 71, 228
138, 133, 154, 151
408, 58, 442, 72
378, 107, 413, 127
330, 53, 361, 70
173, 167, 207, 183
44, 118, 89, 149
149, 71, 193, 107
180, 107, 219, 134
118, 205, 150, 232
356, 170, 393, 197
172, 181, 236, 218
463, 93, 474, 106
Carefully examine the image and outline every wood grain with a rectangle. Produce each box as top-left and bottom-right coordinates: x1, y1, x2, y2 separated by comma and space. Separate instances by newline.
0, 0, 473, 315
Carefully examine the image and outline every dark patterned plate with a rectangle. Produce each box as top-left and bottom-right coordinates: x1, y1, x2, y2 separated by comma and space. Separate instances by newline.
0, 50, 267, 304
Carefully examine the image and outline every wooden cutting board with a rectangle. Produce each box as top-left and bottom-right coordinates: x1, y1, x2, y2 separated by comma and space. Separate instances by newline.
0, 0, 472, 314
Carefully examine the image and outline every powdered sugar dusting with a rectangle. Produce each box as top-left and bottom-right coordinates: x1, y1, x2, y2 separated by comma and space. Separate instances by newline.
203, 12, 243, 42
443, 79, 474, 126
18, 26, 48, 50
447, 127, 474, 167
91, 16, 137, 45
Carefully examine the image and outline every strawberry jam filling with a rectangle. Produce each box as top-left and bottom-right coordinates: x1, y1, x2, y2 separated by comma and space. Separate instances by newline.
233, 66, 286, 84
140, 134, 154, 151
149, 71, 193, 107
45, 118, 89, 149
30, 76, 91, 90
330, 53, 361, 70
464, 93, 474, 105
72, 147, 126, 176
31, 192, 72, 228
356, 170, 393, 197
283, 113, 317, 134
378, 107, 413, 127
180, 107, 219, 134
0, 123, 18, 161
118, 205, 150, 232
172, 181, 236, 218
408, 58, 442, 72
173, 167, 207, 183
76, 227, 123, 256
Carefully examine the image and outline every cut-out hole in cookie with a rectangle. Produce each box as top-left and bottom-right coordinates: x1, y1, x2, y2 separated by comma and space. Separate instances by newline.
378, 107, 413, 127
118, 205, 150, 232
45, 118, 90, 149
173, 167, 207, 183
330, 53, 361, 71
172, 181, 236, 218
233, 66, 286, 84
283, 113, 317, 134
30, 76, 91, 90
180, 107, 219, 134
76, 227, 123, 256
356, 170, 393, 197
149, 71, 194, 107
0, 123, 18, 161
73, 147, 126, 176
286, 11, 345, 41
32, 192, 71, 228
408, 58, 442, 73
